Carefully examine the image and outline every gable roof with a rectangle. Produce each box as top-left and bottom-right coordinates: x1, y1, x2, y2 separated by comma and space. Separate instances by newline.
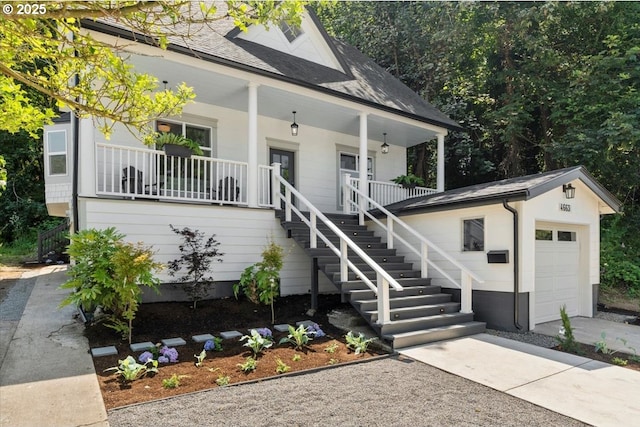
81, 5, 462, 131
386, 166, 622, 215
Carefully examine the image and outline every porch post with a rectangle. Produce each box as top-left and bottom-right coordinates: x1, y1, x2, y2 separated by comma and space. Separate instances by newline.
358, 112, 368, 225
436, 133, 445, 192
247, 82, 259, 207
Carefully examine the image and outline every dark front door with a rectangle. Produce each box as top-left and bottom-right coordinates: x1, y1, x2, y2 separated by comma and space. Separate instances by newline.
270, 148, 295, 207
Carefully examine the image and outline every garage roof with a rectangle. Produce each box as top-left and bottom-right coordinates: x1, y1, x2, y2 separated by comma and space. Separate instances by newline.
387, 166, 622, 215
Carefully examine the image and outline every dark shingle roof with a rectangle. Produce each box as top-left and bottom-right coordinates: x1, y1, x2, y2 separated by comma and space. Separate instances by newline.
81, 5, 461, 131
386, 166, 622, 215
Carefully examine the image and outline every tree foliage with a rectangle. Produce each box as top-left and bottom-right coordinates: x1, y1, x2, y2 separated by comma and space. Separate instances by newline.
0, 1, 305, 140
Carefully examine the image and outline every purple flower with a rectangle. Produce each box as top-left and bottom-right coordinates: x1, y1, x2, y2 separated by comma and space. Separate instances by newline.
307, 323, 325, 338
160, 346, 179, 362
256, 328, 273, 338
138, 351, 154, 363
158, 356, 169, 364
203, 340, 215, 351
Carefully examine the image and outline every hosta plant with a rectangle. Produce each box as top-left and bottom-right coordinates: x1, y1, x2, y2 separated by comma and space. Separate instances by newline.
240, 329, 273, 356
237, 356, 258, 373
105, 355, 158, 382
279, 324, 313, 350
345, 331, 375, 355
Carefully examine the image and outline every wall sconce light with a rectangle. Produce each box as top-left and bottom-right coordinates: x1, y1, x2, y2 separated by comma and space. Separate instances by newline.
157, 122, 171, 133
290, 111, 299, 136
381, 132, 390, 154
563, 183, 576, 199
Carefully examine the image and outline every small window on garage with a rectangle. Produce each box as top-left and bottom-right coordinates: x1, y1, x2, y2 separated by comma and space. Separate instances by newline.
558, 231, 577, 242
463, 218, 484, 251
535, 229, 553, 241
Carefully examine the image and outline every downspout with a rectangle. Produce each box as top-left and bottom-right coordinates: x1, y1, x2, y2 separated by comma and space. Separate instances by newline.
502, 200, 522, 330
71, 32, 80, 233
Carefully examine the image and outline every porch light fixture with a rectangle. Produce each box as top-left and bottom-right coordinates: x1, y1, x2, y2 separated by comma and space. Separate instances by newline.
563, 183, 576, 199
381, 132, 390, 154
290, 111, 299, 136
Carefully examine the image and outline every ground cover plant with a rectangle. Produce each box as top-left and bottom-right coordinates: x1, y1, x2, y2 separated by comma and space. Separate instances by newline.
86, 294, 386, 409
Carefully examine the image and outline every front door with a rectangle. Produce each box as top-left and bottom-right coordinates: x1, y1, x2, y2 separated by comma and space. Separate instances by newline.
270, 148, 295, 206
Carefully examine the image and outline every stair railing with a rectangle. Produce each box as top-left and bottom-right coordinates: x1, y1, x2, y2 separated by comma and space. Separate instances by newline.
272, 166, 403, 324
344, 174, 483, 313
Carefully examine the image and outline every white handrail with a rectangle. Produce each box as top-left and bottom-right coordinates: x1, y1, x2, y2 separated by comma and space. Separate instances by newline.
345, 175, 483, 314
273, 170, 403, 325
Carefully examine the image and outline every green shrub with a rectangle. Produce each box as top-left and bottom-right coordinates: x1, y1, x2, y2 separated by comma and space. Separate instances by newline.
601, 213, 640, 297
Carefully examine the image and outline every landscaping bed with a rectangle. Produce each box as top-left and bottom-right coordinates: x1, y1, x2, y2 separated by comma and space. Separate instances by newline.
86, 294, 387, 409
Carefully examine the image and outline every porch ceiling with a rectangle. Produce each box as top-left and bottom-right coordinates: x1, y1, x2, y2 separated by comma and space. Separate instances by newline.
130, 54, 440, 147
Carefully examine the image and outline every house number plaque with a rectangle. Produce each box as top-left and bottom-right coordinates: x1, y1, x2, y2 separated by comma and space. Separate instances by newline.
560, 203, 571, 212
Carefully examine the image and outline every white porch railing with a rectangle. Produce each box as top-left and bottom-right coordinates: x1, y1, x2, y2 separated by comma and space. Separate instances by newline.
344, 175, 483, 314
345, 177, 437, 214
96, 143, 275, 207
272, 164, 403, 325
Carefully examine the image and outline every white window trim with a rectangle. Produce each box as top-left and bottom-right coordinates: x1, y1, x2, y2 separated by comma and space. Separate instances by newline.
461, 216, 485, 252
156, 119, 215, 157
46, 130, 68, 176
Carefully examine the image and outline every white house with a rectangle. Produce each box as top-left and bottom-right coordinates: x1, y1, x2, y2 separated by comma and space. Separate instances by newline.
43, 6, 620, 347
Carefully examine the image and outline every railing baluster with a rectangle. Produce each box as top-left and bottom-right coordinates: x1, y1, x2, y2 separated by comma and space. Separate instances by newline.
310, 212, 317, 249
421, 242, 428, 278
377, 273, 390, 324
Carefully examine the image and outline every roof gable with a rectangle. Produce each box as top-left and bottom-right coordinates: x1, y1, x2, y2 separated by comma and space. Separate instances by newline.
388, 166, 622, 215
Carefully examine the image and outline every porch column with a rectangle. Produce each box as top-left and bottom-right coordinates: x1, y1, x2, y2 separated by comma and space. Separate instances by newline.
247, 82, 259, 207
436, 133, 445, 192
358, 112, 368, 225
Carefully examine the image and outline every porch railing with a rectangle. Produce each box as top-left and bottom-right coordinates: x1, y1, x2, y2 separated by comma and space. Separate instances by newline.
344, 174, 483, 314
273, 164, 403, 325
345, 177, 437, 214
96, 143, 274, 207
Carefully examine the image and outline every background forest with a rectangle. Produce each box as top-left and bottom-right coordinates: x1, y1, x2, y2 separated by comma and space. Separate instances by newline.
0, 1, 637, 295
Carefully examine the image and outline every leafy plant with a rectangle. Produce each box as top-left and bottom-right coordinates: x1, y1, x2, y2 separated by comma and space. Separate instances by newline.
237, 356, 258, 373
391, 172, 426, 188
595, 332, 613, 354
327, 358, 339, 365
194, 349, 207, 367
324, 342, 339, 354
204, 337, 223, 352
233, 239, 284, 324
155, 132, 204, 155
162, 374, 185, 389
555, 306, 581, 354
279, 324, 313, 350
292, 354, 301, 362
158, 346, 179, 363
215, 374, 230, 386
59, 228, 162, 343
240, 329, 273, 356
612, 357, 628, 366
275, 358, 290, 374
105, 356, 158, 382
168, 225, 224, 309
345, 331, 375, 355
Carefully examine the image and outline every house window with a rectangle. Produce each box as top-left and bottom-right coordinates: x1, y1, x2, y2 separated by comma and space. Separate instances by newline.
535, 229, 553, 241
463, 218, 484, 251
156, 120, 212, 157
338, 152, 374, 207
46, 130, 67, 176
279, 21, 303, 43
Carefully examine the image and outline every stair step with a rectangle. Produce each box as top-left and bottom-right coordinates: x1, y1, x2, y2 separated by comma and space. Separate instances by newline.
346, 285, 441, 301
309, 241, 389, 251
307, 247, 396, 258
355, 293, 452, 311
378, 312, 475, 335
283, 222, 367, 233
316, 255, 405, 266
340, 277, 433, 292
277, 211, 359, 225
365, 301, 460, 322
386, 321, 486, 349
333, 269, 420, 282
323, 262, 412, 274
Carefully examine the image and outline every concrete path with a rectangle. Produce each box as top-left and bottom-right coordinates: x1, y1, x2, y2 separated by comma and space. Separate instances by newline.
0, 266, 108, 427
400, 333, 640, 427
535, 317, 640, 355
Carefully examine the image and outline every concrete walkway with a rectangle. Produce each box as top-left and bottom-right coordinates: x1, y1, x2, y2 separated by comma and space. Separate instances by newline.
534, 317, 640, 355
400, 333, 640, 427
0, 266, 108, 427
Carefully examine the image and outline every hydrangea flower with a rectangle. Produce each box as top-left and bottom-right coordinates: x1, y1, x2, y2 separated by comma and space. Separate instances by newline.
203, 340, 216, 351
256, 328, 273, 339
158, 356, 169, 364
159, 346, 179, 362
307, 323, 325, 338
138, 351, 154, 364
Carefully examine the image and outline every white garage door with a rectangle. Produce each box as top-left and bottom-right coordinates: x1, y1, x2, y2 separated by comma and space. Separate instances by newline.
535, 226, 580, 323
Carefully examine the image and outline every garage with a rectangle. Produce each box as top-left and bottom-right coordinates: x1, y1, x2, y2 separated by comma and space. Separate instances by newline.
535, 224, 581, 323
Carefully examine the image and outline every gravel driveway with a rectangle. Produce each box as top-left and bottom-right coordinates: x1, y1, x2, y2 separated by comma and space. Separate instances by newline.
108, 356, 587, 427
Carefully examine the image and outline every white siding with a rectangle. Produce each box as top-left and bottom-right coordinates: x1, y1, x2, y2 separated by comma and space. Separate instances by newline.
79, 198, 334, 296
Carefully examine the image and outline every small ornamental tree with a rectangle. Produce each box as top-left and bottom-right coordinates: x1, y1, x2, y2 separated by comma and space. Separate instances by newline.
234, 239, 284, 324
167, 225, 224, 308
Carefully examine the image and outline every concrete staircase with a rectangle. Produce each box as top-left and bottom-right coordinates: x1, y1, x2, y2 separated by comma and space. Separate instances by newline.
278, 211, 485, 349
